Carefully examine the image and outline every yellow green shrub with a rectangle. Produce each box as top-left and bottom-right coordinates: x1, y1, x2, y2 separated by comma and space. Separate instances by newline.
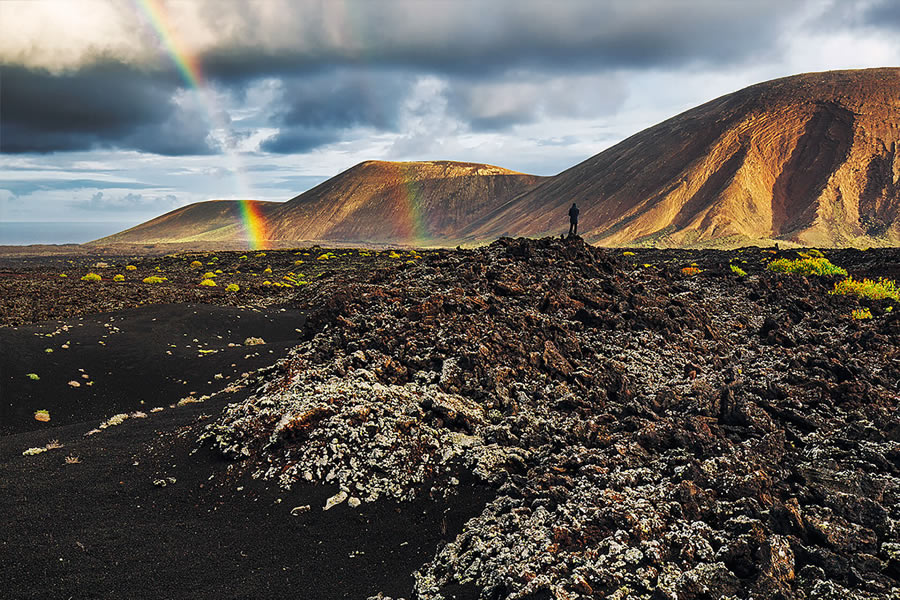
767, 257, 847, 277
125, 265, 137, 271
730, 264, 747, 277
831, 277, 899, 301
203, 271, 216, 278
81, 273, 102, 282
226, 283, 240, 292
113, 274, 125, 282
190, 260, 203, 268
851, 308, 873, 320
143, 276, 165, 284
199, 279, 216, 287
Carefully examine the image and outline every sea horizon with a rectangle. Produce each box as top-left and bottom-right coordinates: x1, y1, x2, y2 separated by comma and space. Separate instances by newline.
0, 221, 137, 246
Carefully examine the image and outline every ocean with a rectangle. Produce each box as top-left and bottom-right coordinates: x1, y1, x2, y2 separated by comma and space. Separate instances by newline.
0, 222, 137, 245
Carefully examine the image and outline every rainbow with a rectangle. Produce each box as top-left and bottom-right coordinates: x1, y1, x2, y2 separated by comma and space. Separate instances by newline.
135, 0, 268, 249
396, 163, 428, 244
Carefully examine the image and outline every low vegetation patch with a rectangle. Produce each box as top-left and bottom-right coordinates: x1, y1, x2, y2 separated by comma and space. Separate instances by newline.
142, 276, 166, 284
113, 274, 125, 282
831, 277, 899, 301
226, 283, 240, 292
199, 279, 216, 287
190, 260, 203, 268
766, 257, 847, 277
125, 265, 137, 271
680, 266, 701, 276
80, 273, 102, 282
730, 264, 747, 277
852, 308, 873, 320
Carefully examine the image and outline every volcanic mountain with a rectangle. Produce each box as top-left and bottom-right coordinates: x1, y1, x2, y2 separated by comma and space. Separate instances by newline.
464, 67, 900, 247
95, 161, 544, 246
258, 160, 545, 244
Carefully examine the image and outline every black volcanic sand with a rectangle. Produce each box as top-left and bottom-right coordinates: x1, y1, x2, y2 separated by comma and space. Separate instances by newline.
1, 303, 304, 436
2, 240, 900, 599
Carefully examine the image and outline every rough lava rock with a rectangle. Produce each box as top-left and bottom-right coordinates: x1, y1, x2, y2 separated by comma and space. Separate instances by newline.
202, 237, 900, 599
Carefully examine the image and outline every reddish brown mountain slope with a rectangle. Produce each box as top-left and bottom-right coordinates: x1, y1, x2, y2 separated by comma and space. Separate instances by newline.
465, 68, 900, 247
257, 160, 545, 244
92, 200, 279, 244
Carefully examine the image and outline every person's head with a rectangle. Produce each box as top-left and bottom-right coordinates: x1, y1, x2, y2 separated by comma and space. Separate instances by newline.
572, 202, 577, 207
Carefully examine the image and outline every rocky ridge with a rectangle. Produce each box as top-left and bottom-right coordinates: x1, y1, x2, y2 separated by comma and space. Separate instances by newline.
202, 237, 900, 599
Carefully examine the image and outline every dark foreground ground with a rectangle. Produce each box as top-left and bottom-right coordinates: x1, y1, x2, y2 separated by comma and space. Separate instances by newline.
2, 239, 899, 599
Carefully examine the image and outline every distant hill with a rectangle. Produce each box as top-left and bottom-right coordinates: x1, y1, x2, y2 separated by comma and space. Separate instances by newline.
92, 200, 280, 244
463, 67, 900, 247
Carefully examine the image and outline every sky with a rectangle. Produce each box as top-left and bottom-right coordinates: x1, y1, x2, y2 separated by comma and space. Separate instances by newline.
1, 0, 899, 236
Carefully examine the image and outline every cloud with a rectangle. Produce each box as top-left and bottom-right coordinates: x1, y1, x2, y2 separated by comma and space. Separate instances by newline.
0, 179, 155, 197
2, 1, 807, 76
71, 191, 179, 212
259, 70, 415, 153
863, 0, 900, 29
0, 62, 215, 155
445, 73, 628, 131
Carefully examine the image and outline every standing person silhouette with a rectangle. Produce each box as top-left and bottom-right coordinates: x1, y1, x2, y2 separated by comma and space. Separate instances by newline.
568, 202, 579, 238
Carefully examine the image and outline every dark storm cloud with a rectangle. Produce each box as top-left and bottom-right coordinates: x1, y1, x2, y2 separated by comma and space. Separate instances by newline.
0, 63, 214, 155
1, 0, 810, 156
193, 0, 798, 83
260, 70, 414, 153
863, 0, 900, 29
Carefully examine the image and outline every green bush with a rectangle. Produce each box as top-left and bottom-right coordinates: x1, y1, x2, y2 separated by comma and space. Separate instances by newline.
199, 279, 216, 287
852, 308, 873, 320
730, 264, 747, 277
143, 276, 165, 284
831, 277, 899, 301
113, 274, 125, 282
767, 257, 847, 277
225, 283, 240, 292
81, 273, 102, 282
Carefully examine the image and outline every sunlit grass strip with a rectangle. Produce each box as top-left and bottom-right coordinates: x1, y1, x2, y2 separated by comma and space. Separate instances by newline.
831, 277, 899, 301
767, 257, 847, 277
